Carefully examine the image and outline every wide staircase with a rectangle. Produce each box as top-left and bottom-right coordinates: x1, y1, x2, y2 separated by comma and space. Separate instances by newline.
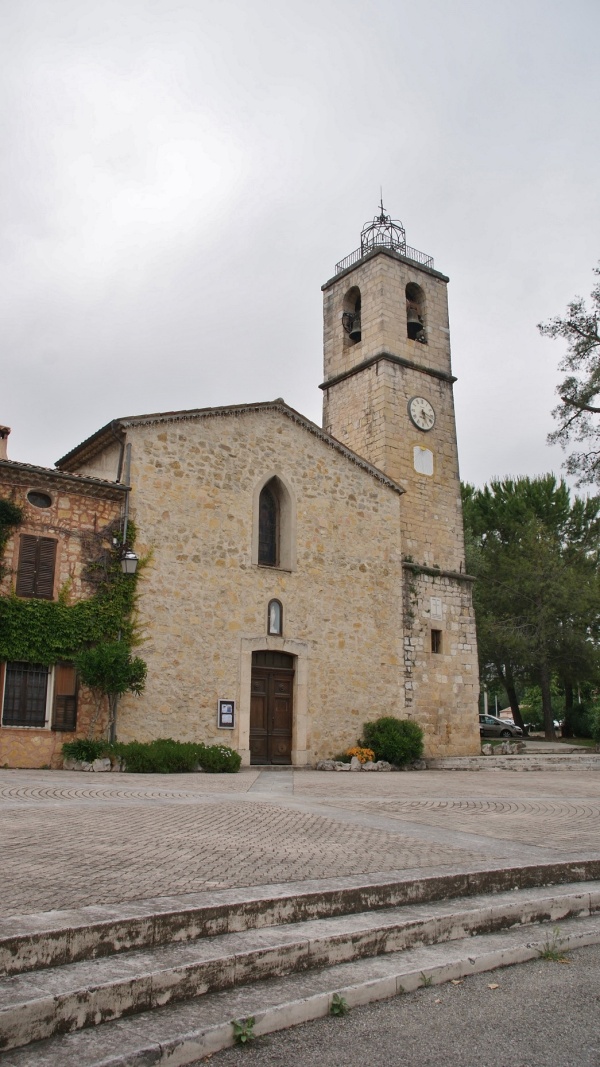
2, 859, 600, 1065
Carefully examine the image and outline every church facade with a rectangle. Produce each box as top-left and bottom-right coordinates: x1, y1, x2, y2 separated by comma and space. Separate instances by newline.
1, 207, 480, 765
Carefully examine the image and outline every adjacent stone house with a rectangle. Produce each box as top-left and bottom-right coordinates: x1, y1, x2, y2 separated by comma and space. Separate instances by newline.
0, 431, 127, 767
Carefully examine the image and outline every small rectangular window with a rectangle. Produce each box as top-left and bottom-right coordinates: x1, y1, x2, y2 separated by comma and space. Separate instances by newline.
16, 535, 57, 599
431, 629, 442, 654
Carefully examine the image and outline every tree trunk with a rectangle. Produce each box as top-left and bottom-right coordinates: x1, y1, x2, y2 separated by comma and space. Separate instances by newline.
107, 694, 118, 743
496, 662, 525, 730
539, 661, 555, 740
562, 681, 574, 737
87, 692, 108, 740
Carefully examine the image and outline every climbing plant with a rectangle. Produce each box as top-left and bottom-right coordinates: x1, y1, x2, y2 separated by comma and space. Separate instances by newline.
0, 516, 144, 665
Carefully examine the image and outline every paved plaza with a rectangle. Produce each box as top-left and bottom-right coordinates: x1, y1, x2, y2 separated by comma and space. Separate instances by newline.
2, 762, 600, 919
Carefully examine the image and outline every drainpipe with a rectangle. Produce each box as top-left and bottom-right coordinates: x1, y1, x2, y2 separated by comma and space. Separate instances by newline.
109, 443, 132, 744
121, 443, 132, 547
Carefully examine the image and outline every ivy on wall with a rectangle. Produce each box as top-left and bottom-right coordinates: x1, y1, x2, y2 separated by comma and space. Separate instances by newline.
0, 504, 142, 665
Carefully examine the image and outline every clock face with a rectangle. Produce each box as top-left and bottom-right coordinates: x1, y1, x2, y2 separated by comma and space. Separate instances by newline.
408, 396, 435, 432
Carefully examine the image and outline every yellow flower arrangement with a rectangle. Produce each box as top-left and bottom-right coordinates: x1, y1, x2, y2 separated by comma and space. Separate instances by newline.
346, 746, 375, 764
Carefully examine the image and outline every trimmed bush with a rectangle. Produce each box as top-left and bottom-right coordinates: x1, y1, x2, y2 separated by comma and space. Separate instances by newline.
62, 738, 108, 763
197, 743, 242, 774
112, 738, 241, 774
62, 737, 242, 773
362, 716, 424, 766
112, 739, 199, 773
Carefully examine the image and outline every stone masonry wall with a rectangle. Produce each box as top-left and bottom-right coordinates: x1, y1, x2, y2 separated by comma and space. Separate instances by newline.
322, 250, 452, 387
74, 407, 408, 763
402, 567, 480, 756
324, 360, 465, 571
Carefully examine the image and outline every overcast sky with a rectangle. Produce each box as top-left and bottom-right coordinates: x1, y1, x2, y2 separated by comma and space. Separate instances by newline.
1, 0, 598, 490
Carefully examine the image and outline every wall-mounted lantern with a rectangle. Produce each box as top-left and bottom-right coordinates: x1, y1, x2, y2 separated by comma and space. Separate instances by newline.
120, 548, 139, 575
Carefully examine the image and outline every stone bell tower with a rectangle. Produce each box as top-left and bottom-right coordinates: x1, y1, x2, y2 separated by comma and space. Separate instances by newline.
321, 204, 480, 755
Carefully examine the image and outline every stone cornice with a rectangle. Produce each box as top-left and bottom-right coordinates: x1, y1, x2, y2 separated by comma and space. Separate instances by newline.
320, 352, 457, 391
321, 245, 449, 291
402, 560, 476, 584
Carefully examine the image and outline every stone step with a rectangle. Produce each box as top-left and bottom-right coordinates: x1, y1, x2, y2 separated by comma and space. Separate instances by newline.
1, 881, 599, 1053
2, 858, 600, 978
3, 912, 600, 1067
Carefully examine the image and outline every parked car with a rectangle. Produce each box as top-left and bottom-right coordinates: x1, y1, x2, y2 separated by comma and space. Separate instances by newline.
479, 715, 523, 738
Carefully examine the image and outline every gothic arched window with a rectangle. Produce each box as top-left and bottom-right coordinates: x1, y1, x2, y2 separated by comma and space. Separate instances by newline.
258, 482, 279, 566
254, 474, 295, 571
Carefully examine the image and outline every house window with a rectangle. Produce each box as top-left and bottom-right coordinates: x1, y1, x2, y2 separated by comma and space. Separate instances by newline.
267, 599, 283, 636
431, 629, 442, 654
16, 535, 57, 599
27, 490, 52, 509
1, 662, 50, 727
51, 663, 78, 732
258, 483, 279, 566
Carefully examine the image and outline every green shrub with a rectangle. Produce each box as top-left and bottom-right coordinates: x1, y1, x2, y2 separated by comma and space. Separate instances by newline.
63, 736, 242, 773
111, 738, 199, 773
62, 738, 108, 763
362, 716, 424, 766
106, 738, 242, 774
197, 743, 242, 773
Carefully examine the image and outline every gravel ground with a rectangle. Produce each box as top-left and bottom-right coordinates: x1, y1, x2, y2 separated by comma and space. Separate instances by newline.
197, 944, 600, 1067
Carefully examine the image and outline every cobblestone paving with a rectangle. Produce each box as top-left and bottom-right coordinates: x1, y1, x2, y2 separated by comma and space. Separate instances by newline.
325, 796, 600, 851
294, 768, 600, 799
1, 766, 599, 919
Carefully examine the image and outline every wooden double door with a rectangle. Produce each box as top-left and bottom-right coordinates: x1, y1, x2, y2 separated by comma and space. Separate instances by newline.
250, 651, 294, 765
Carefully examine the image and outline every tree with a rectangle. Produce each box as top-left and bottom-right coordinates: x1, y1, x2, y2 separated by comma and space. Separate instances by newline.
74, 643, 147, 741
463, 476, 600, 740
539, 265, 600, 485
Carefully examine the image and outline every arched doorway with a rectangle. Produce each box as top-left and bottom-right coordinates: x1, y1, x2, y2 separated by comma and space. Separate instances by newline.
250, 650, 294, 765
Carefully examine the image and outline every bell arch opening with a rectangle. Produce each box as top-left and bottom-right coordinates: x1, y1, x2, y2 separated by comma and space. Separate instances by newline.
342, 286, 361, 345
406, 282, 426, 342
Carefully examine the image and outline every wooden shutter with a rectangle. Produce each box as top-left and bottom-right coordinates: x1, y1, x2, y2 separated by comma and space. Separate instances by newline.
15, 535, 38, 597
52, 663, 78, 732
35, 538, 57, 599
16, 536, 57, 599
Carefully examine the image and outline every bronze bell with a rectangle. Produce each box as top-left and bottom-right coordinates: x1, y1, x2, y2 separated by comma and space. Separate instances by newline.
407, 305, 423, 340
349, 314, 362, 341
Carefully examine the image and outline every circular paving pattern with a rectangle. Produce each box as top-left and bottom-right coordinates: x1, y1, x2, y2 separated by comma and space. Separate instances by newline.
1, 767, 600, 919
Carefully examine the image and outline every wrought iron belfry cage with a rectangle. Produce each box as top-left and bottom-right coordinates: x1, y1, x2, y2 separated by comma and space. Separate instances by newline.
335, 201, 434, 275
360, 201, 406, 257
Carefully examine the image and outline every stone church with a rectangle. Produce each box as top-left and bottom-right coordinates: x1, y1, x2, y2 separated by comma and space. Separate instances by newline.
2, 206, 480, 765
